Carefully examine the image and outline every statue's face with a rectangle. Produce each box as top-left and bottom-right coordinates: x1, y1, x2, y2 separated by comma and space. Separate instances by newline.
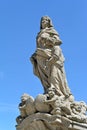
21, 96, 27, 102
48, 91, 54, 98
41, 18, 49, 29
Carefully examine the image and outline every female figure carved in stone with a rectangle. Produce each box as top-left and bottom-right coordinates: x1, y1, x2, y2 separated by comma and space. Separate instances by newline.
31, 16, 71, 97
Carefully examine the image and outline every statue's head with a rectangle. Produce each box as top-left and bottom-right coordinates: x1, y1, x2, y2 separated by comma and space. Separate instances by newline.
80, 101, 87, 110
21, 93, 29, 103
40, 16, 53, 29
47, 88, 55, 98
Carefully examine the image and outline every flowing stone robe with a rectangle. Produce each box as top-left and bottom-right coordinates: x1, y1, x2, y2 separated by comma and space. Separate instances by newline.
31, 26, 71, 97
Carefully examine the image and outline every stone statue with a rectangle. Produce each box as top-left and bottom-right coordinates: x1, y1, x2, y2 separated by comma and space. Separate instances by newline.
16, 93, 36, 125
44, 89, 64, 115
31, 16, 71, 97
16, 16, 87, 130
67, 101, 87, 123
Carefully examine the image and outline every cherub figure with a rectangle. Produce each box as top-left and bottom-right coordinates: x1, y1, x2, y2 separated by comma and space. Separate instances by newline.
67, 101, 87, 123
44, 89, 64, 115
16, 93, 36, 125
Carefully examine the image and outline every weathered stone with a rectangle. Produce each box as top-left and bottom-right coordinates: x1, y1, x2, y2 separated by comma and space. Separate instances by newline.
16, 16, 87, 130
16, 113, 87, 130
31, 16, 71, 97
35, 94, 51, 112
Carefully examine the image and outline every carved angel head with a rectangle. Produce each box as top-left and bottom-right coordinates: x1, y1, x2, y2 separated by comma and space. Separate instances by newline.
21, 93, 30, 103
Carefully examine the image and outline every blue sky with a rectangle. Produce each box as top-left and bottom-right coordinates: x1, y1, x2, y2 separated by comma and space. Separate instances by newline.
0, 0, 87, 130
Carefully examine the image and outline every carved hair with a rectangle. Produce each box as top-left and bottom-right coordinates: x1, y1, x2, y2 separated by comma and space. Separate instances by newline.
21, 93, 30, 99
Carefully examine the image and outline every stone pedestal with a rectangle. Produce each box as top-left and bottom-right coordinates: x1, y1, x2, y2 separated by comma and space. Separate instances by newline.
16, 113, 87, 130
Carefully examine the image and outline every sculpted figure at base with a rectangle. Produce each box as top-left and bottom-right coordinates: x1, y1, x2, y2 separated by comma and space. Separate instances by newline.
31, 16, 71, 97
16, 93, 36, 125
44, 89, 64, 115
67, 101, 87, 123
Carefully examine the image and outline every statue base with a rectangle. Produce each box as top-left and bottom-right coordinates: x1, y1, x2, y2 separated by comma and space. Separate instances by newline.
16, 113, 87, 130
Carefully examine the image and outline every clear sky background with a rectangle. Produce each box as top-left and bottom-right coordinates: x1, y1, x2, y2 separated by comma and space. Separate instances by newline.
0, 0, 87, 130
